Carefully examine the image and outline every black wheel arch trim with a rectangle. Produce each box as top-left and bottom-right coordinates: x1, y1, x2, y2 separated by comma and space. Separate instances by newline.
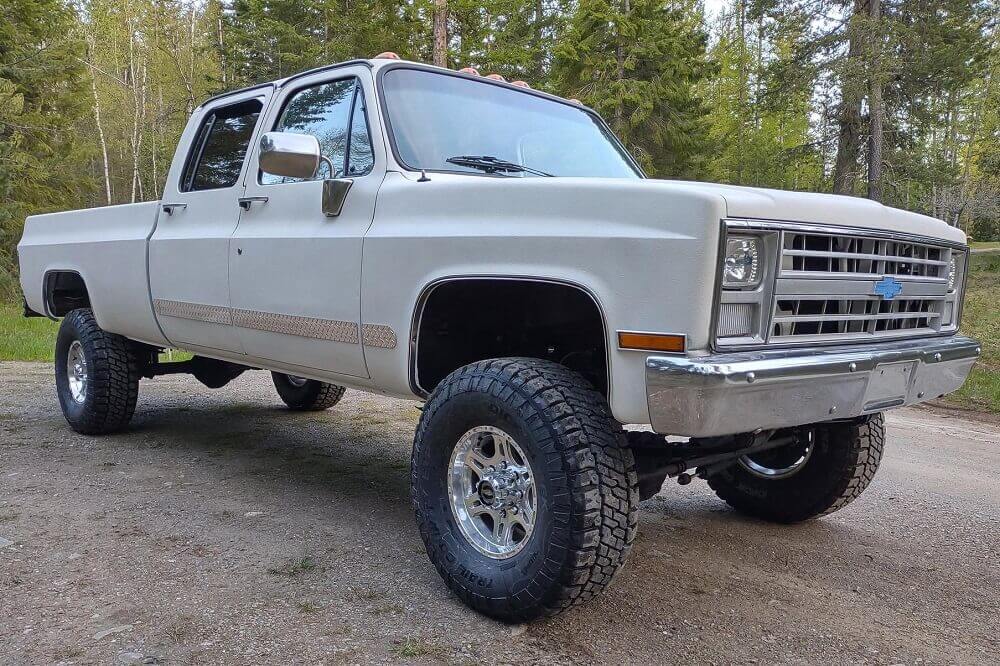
41, 268, 89, 320
407, 274, 613, 401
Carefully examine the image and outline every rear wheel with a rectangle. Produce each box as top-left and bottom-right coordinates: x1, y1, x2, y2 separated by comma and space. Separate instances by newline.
271, 372, 345, 411
55, 308, 140, 435
412, 358, 638, 622
706, 415, 885, 523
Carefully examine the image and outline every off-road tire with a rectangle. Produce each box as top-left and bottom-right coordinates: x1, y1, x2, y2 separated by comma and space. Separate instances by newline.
271, 372, 346, 411
411, 358, 639, 622
706, 414, 885, 523
55, 308, 140, 435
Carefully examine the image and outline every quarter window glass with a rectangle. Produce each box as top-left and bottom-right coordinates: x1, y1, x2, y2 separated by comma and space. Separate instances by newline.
263, 78, 373, 184
182, 99, 262, 191
347, 90, 374, 176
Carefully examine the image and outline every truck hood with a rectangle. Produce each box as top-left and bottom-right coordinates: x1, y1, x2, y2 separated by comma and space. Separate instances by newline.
655, 180, 967, 245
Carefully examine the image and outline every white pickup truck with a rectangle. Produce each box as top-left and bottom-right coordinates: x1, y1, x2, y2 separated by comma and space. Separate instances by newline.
18, 56, 980, 621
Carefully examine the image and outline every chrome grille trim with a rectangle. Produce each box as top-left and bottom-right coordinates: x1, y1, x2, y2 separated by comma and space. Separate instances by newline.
781, 232, 949, 280
771, 229, 955, 344
713, 219, 968, 350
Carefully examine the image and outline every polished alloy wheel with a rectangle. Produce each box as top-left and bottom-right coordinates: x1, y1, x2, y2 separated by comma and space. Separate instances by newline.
738, 430, 814, 480
448, 426, 537, 559
67, 340, 89, 404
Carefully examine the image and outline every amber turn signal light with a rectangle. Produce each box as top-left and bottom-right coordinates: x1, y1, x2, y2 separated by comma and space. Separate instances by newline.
617, 331, 685, 353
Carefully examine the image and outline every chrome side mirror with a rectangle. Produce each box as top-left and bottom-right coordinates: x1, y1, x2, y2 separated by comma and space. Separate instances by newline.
258, 131, 321, 179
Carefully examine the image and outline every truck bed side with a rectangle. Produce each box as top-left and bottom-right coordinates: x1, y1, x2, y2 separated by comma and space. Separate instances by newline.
17, 201, 169, 347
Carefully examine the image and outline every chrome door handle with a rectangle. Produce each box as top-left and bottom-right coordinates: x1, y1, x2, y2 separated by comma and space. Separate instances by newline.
161, 203, 187, 216
238, 196, 269, 211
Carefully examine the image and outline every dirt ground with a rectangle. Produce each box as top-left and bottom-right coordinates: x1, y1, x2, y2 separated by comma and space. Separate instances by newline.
1, 361, 998, 665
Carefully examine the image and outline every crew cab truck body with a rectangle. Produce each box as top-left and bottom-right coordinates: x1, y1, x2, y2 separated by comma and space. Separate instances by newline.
18, 57, 980, 622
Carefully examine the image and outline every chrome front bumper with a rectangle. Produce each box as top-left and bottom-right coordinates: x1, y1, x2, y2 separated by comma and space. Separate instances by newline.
646, 336, 981, 437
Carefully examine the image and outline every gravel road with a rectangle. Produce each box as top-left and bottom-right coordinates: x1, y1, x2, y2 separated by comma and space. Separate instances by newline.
1, 361, 998, 665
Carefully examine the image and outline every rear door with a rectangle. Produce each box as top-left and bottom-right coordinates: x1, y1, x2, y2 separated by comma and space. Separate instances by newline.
149, 88, 272, 353
229, 65, 382, 377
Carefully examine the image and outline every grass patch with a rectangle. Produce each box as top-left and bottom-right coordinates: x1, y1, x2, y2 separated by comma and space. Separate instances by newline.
267, 555, 318, 577
0, 303, 193, 362
945, 269, 1000, 413
297, 600, 322, 613
970, 251, 1000, 273
0, 303, 57, 361
390, 637, 439, 659
970, 241, 1000, 251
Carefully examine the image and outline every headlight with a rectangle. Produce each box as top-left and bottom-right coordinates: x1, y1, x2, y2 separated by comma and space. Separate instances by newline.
723, 236, 762, 288
947, 252, 961, 292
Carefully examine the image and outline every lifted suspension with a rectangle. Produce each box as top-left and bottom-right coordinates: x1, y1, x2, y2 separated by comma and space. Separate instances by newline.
627, 428, 809, 501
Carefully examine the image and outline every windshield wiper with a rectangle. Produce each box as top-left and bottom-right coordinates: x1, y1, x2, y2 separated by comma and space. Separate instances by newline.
445, 155, 553, 177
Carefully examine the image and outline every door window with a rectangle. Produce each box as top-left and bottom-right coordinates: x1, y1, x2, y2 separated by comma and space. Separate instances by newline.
262, 78, 374, 184
181, 98, 263, 191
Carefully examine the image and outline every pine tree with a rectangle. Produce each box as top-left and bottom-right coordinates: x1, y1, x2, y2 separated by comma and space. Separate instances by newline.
0, 0, 89, 298
553, 0, 714, 178
704, 0, 823, 190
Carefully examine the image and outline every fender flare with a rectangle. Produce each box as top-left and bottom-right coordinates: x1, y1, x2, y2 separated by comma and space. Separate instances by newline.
407, 274, 612, 399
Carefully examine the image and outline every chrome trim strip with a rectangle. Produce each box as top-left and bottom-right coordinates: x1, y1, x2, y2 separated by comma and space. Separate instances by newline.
726, 218, 969, 251
646, 335, 981, 437
232, 308, 359, 344
153, 298, 233, 325
362, 323, 398, 349
152, 298, 394, 347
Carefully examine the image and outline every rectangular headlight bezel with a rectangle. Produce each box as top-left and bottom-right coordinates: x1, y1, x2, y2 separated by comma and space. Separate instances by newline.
712, 222, 780, 346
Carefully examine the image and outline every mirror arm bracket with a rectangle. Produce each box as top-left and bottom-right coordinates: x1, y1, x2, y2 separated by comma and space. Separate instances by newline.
317, 155, 336, 179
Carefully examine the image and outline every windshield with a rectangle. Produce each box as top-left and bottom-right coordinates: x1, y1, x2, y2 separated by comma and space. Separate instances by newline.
380, 68, 641, 178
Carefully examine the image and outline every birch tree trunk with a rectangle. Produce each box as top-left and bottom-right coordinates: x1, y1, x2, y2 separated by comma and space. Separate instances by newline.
85, 37, 112, 205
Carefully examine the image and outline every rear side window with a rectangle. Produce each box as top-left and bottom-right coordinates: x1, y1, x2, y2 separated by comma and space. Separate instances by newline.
262, 77, 373, 184
181, 98, 263, 191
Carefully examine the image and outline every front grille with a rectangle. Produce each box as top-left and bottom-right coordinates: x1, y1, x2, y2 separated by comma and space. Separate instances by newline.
769, 230, 954, 344
782, 231, 948, 280
772, 296, 942, 341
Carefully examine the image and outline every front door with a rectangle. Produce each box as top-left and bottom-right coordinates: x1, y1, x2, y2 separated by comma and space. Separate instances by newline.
229, 66, 382, 377
149, 88, 271, 354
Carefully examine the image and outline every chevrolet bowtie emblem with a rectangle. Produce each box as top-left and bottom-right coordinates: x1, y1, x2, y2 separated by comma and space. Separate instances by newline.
873, 276, 903, 300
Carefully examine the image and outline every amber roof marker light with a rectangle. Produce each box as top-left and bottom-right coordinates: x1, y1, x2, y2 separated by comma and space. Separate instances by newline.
617, 331, 686, 353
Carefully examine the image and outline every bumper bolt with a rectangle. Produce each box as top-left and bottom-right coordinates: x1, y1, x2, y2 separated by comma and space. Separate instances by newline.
849, 362, 857, 372
746, 372, 756, 384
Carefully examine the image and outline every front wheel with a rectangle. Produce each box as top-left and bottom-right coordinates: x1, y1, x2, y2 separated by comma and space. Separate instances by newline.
706, 414, 885, 523
411, 358, 638, 622
55, 308, 140, 435
271, 372, 346, 411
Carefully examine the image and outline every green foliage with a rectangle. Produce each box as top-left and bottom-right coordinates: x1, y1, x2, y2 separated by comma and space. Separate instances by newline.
946, 269, 1000, 413
0, 0, 90, 300
553, 0, 714, 178
703, 1, 823, 189
0, 303, 58, 361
